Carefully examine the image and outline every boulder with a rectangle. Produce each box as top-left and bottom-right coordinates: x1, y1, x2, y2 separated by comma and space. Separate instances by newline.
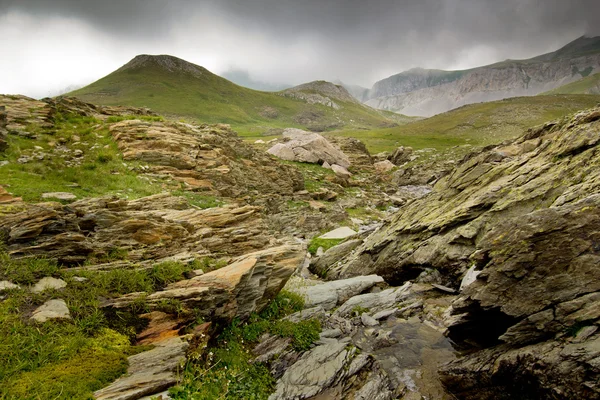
0, 280, 20, 292
94, 336, 189, 400
31, 299, 71, 322
331, 164, 352, 179
389, 146, 413, 165
290, 275, 384, 310
267, 128, 351, 168
373, 160, 395, 173
104, 244, 305, 322
309, 239, 363, 277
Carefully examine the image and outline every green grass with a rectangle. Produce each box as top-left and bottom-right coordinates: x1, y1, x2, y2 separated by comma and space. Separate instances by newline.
0, 253, 199, 399
543, 73, 600, 95
0, 112, 168, 202
307, 237, 345, 255
323, 94, 600, 155
69, 56, 392, 132
170, 290, 321, 400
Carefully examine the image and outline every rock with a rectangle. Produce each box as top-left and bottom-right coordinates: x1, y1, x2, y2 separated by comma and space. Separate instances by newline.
94, 336, 189, 400
291, 275, 385, 310
310, 239, 363, 277
31, 277, 67, 293
335, 282, 413, 317
254, 139, 265, 144
31, 299, 71, 322
0, 185, 22, 204
41, 192, 77, 201
0, 193, 275, 266
266, 128, 351, 168
109, 120, 303, 197
308, 200, 326, 211
318, 227, 357, 240
253, 334, 293, 364
0, 280, 20, 291
361, 313, 379, 326
459, 264, 481, 291
373, 160, 395, 173
268, 340, 350, 400
72, 276, 88, 282
331, 164, 352, 179
322, 161, 331, 169
73, 149, 84, 157
389, 146, 413, 165
395, 185, 432, 200
431, 283, 456, 294
326, 136, 373, 169
104, 244, 304, 322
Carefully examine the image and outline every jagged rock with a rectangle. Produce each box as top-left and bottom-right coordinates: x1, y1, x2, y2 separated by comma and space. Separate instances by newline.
361, 313, 379, 326
31, 299, 71, 322
41, 192, 77, 201
373, 160, 395, 173
0, 193, 274, 265
331, 164, 352, 179
309, 239, 363, 277
335, 283, 413, 317
0, 186, 21, 204
319, 227, 357, 239
394, 185, 432, 201
94, 336, 189, 400
290, 275, 384, 310
389, 146, 413, 165
104, 244, 304, 322
459, 264, 481, 291
31, 277, 67, 293
267, 128, 351, 168
331, 107, 600, 288
109, 120, 303, 197
327, 136, 373, 169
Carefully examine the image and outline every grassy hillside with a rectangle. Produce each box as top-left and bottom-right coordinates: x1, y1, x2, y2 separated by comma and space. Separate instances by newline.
543, 73, 600, 95
324, 94, 600, 154
69, 55, 392, 132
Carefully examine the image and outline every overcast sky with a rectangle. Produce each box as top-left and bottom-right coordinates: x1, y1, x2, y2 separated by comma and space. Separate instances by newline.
1, 0, 599, 98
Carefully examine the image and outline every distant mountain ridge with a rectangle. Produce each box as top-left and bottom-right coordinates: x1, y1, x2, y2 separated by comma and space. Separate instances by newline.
68, 54, 393, 130
361, 35, 600, 116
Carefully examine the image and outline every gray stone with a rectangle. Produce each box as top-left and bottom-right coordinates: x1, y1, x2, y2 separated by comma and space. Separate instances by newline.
335, 282, 412, 317
94, 336, 189, 400
372, 309, 398, 320
374, 160, 395, 173
295, 275, 384, 310
267, 128, 350, 168
318, 227, 357, 240
459, 264, 481, 291
31, 277, 67, 293
361, 313, 379, 327
31, 299, 71, 322
331, 164, 352, 179
0, 280, 20, 291
41, 192, 77, 201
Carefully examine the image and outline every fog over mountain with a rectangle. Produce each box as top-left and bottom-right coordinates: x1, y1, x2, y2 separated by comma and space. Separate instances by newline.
1, 0, 599, 98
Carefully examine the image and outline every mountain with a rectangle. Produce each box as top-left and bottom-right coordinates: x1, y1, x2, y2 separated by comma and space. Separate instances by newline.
543, 72, 600, 94
364, 35, 600, 116
68, 54, 392, 130
220, 69, 291, 92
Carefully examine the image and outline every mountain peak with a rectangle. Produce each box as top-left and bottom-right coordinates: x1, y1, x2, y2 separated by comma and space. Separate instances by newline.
284, 80, 358, 103
117, 54, 209, 78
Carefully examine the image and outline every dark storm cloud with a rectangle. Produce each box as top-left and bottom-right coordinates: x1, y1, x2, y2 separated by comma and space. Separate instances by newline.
1, 0, 599, 97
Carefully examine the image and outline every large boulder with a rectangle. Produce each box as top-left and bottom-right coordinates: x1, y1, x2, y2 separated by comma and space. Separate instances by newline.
267, 128, 351, 168
328, 107, 600, 398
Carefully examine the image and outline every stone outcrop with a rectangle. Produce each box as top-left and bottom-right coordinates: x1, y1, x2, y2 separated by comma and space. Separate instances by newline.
109, 120, 303, 198
267, 128, 351, 168
364, 37, 600, 116
31, 299, 71, 323
281, 81, 360, 110
105, 244, 305, 322
0, 193, 274, 265
327, 107, 600, 398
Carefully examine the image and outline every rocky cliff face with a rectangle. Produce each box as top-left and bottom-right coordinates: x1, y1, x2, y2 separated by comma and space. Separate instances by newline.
282, 81, 360, 109
365, 36, 600, 116
324, 106, 600, 398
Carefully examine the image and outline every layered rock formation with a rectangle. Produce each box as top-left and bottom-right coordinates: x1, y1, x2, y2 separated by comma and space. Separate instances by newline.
364, 36, 600, 116
325, 106, 600, 398
110, 120, 303, 197
0, 193, 273, 265
281, 81, 360, 109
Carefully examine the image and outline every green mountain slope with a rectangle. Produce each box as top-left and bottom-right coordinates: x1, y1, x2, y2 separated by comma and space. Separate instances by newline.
69, 55, 392, 131
326, 94, 600, 154
543, 73, 600, 94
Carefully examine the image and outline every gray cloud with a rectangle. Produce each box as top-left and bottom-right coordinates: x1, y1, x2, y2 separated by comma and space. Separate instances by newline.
1, 0, 599, 97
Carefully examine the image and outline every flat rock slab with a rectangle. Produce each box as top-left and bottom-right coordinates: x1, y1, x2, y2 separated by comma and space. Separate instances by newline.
94, 336, 189, 400
297, 275, 385, 310
31, 299, 71, 322
41, 192, 77, 201
31, 277, 67, 293
319, 227, 357, 240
